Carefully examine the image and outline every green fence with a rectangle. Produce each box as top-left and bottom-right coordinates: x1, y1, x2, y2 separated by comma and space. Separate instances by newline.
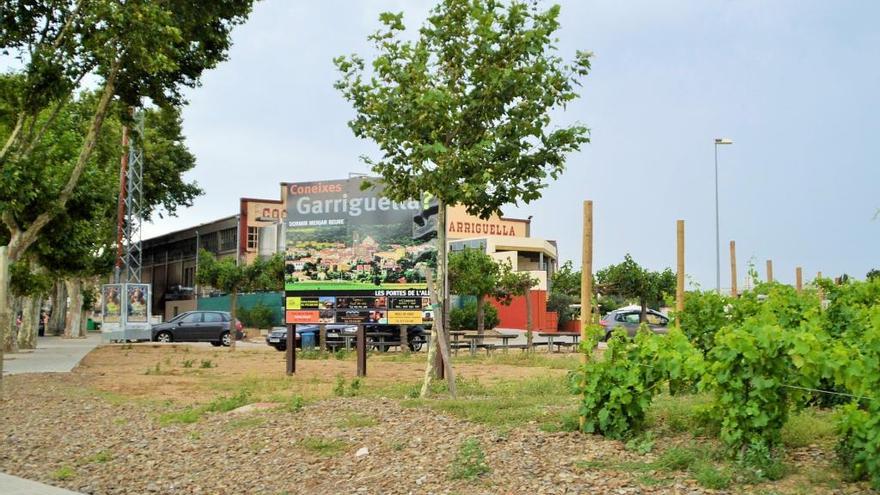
197, 292, 284, 327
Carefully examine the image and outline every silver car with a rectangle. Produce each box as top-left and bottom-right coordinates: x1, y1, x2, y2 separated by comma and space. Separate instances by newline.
599, 308, 670, 340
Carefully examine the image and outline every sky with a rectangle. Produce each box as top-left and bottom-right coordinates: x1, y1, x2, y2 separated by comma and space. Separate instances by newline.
141, 0, 880, 290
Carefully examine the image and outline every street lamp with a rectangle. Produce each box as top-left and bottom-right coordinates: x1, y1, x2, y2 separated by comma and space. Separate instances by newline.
714, 138, 733, 294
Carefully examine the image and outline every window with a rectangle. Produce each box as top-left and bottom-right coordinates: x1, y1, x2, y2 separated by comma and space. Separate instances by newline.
203, 312, 223, 323
183, 266, 195, 288
181, 313, 202, 323
646, 313, 668, 326
219, 228, 237, 251
247, 226, 259, 250
622, 313, 640, 324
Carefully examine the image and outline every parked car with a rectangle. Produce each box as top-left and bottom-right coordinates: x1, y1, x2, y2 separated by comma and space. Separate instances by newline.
151, 311, 244, 346
599, 307, 669, 340
265, 324, 428, 352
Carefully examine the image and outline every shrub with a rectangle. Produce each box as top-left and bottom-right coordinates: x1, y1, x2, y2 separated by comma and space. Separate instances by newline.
568, 329, 700, 439
677, 291, 729, 353
701, 318, 824, 454
450, 301, 499, 331
237, 303, 276, 329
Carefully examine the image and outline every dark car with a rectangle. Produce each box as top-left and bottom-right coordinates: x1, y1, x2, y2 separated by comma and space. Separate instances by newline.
265, 324, 428, 352
599, 307, 670, 340
151, 311, 244, 346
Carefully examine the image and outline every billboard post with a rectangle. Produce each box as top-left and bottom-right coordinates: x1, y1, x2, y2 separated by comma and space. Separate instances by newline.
101, 282, 152, 342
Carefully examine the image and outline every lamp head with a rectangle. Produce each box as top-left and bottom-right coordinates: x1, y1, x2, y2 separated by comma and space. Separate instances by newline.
715, 138, 733, 145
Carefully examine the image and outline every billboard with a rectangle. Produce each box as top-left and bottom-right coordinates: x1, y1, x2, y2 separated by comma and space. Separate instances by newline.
284, 178, 436, 325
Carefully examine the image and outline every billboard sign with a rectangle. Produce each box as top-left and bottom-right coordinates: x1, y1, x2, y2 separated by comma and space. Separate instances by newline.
284, 178, 436, 325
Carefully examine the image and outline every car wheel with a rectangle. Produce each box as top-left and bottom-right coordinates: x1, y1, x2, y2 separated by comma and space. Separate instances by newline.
409, 338, 424, 352
210, 341, 222, 347
156, 331, 172, 343
220, 331, 232, 347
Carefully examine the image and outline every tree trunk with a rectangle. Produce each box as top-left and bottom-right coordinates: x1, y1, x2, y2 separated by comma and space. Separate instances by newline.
639, 298, 647, 324
525, 288, 533, 351
18, 296, 40, 350
0, 246, 9, 391
476, 297, 485, 336
420, 202, 456, 398
50, 280, 67, 336
64, 279, 84, 338
229, 290, 238, 351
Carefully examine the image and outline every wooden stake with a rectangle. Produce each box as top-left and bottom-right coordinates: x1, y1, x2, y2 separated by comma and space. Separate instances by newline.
318, 324, 327, 352
285, 324, 295, 375
676, 220, 685, 313
356, 324, 366, 377
729, 241, 738, 297
580, 201, 593, 359
766, 260, 774, 283
796, 267, 803, 292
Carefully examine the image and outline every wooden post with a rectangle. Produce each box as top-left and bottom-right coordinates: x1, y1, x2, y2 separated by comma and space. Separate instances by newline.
580, 201, 593, 357
400, 324, 408, 352
729, 241, 738, 297
796, 267, 803, 292
318, 324, 327, 352
676, 220, 685, 313
766, 260, 774, 283
285, 324, 295, 375
356, 324, 366, 377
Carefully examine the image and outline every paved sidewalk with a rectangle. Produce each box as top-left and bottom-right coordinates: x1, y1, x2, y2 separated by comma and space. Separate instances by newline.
0, 471, 83, 494
2, 333, 101, 375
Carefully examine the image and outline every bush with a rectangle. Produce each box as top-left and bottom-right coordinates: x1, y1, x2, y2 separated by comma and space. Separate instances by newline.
450, 301, 499, 331
677, 291, 729, 353
237, 303, 276, 329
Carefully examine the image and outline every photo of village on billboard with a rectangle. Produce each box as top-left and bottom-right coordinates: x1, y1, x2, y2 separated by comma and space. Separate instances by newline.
284, 178, 437, 325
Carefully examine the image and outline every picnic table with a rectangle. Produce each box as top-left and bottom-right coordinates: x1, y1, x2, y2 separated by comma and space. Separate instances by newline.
538, 331, 581, 353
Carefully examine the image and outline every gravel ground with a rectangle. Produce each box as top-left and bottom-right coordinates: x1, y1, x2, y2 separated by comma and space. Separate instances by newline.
1, 371, 874, 494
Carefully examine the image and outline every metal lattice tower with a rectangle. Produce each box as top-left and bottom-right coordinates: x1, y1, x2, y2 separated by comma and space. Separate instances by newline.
122, 112, 145, 283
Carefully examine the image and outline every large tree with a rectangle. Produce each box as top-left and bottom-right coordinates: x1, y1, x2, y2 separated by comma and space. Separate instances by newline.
596, 254, 676, 323
335, 0, 591, 396
448, 247, 499, 335
0, 0, 255, 388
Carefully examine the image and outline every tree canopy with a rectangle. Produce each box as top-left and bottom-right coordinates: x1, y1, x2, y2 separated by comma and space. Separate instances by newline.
596, 254, 676, 322
448, 247, 500, 334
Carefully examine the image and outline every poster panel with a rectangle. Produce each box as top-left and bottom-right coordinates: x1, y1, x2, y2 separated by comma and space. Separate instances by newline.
284, 178, 436, 325
126, 284, 150, 323
102, 284, 123, 323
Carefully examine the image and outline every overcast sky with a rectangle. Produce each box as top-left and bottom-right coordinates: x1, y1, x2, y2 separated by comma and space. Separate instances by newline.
141, 0, 879, 289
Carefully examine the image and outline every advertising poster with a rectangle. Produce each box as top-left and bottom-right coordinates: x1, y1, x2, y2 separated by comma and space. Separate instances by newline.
102, 284, 123, 323
127, 284, 150, 323
284, 178, 437, 324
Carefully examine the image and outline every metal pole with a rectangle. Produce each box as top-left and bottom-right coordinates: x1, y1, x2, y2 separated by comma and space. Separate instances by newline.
194, 230, 200, 306
714, 143, 721, 294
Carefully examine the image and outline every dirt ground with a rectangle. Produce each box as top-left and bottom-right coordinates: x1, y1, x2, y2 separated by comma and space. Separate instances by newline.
76, 342, 567, 403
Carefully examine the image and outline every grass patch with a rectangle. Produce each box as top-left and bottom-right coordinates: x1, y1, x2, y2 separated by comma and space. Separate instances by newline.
781, 409, 837, 448
693, 461, 732, 489
87, 450, 112, 464
333, 376, 362, 397
200, 359, 216, 369
449, 438, 490, 480
655, 446, 699, 471
158, 407, 202, 425
340, 413, 378, 429
646, 393, 717, 436
283, 395, 305, 413
157, 390, 252, 425
300, 437, 348, 457
226, 417, 265, 430
403, 375, 576, 430
51, 465, 76, 481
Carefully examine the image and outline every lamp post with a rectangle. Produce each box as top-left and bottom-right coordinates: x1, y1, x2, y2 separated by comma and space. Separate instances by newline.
714, 137, 733, 294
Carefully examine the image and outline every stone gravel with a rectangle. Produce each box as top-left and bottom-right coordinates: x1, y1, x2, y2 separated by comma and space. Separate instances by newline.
0, 374, 872, 494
